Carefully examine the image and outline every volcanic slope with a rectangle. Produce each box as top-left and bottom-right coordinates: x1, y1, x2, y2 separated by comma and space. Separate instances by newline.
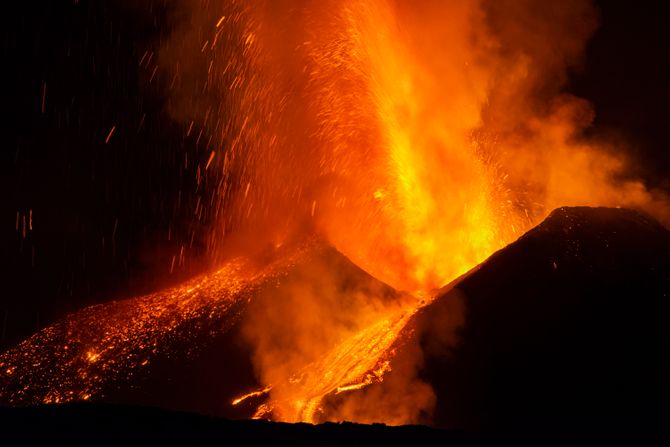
2, 206, 668, 432
0, 240, 412, 420
323, 206, 670, 432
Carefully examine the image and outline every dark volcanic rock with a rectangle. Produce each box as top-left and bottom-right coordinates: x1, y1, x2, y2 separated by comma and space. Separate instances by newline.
0, 403, 472, 447
410, 207, 670, 433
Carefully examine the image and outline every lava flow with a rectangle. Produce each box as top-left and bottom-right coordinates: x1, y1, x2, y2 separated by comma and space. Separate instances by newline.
0, 244, 310, 406
2, 0, 669, 427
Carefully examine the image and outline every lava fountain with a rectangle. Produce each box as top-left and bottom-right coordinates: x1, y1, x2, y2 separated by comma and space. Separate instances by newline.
2, 0, 669, 427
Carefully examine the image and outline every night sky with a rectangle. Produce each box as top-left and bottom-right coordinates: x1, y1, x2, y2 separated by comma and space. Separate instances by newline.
2, 0, 669, 349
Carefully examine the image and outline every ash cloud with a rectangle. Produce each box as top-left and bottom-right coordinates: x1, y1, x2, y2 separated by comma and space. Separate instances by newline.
476, 0, 670, 226
151, 0, 670, 425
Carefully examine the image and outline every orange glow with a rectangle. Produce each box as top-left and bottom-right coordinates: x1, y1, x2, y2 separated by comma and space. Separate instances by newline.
303, 0, 507, 291
0, 248, 312, 407
186, 0, 666, 424
232, 386, 272, 406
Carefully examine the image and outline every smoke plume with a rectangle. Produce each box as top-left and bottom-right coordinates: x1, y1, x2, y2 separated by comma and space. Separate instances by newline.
153, 0, 670, 424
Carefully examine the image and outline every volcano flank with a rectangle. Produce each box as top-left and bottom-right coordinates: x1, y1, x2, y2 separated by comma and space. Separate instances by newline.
1, 206, 668, 438
323, 206, 670, 431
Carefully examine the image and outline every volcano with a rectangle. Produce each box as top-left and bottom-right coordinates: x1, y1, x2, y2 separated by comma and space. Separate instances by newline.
2, 206, 668, 438
6, 1, 670, 444
0, 240, 413, 421
323, 206, 670, 432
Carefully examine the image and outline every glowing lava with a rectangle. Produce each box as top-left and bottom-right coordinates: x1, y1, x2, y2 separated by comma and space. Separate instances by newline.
0, 247, 309, 406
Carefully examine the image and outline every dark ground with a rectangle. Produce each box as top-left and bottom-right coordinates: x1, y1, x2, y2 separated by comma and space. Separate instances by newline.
0, 402, 647, 446
2, 0, 670, 349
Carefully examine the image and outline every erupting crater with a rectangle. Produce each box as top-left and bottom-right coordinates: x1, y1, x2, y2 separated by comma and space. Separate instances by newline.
2, 0, 670, 436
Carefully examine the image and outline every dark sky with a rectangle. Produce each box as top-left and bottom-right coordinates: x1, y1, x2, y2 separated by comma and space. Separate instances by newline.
1, 0, 669, 348
570, 1, 670, 185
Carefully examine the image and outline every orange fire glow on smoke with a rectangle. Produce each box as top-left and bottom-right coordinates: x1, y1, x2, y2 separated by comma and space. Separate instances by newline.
302, 0, 504, 291
165, 0, 668, 294
157, 0, 667, 424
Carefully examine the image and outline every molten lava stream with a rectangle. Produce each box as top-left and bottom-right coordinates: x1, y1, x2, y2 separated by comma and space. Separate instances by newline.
235, 307, 417, 423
